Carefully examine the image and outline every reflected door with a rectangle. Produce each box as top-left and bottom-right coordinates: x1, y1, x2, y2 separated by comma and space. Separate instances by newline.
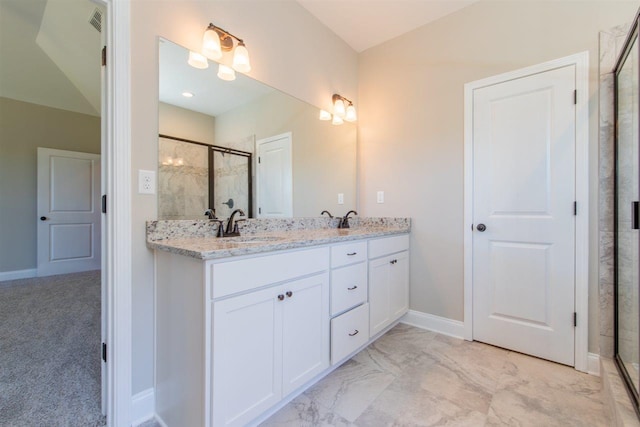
616, 31, 640, 396
256, 133, 293, 218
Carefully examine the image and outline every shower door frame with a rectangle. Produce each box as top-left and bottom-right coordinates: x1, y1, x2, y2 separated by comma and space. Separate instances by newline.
614, 9, 640, 418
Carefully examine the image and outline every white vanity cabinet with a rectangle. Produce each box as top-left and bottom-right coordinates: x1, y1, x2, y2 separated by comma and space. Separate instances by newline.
368, 235, 410, 337
154, 232, 410, 427
212, 272, 329, 427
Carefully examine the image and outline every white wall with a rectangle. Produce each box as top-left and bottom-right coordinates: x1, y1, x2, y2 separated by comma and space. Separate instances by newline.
357, 0, 638, 353
131, 0, 357, 394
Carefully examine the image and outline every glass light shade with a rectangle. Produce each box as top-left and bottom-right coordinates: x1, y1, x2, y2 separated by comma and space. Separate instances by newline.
332, 115, 344, 125
217, 64, 236, 81
232, 43, 251, 73
187, 51, 209, 69
319, 110, 332, 121
202, 27, 222, 60
345, 104, 357, 122
333, 98, 346, 118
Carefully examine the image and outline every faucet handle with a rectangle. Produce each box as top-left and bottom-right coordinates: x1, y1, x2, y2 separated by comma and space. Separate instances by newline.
213, 219, 225, 237
233, 218, 246, 234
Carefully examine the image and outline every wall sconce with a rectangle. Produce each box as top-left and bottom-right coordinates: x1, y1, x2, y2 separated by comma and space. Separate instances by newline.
319, 94, 357, 124
193, 22, 251, 81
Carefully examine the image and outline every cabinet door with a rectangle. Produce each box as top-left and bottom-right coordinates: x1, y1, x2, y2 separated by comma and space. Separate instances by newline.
369, 251, 410, 337
281, 273, 330, 396
212, 285, 285, 427
369, 256, 392, 337
389, 251, 409, 321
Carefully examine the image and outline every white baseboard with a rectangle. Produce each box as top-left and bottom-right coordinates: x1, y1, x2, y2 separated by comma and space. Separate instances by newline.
588, 352, 600, 376
401, 310, 465, 339
131, 388, 155, 426
0, 269, 36, 282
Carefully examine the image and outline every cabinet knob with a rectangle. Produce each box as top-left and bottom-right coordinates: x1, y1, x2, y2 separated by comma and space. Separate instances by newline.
277, 294, 285, 301
40, 216, 48, 221
347, 285, 358, 291
286, 291, 293, 298
349, 330, 359, 336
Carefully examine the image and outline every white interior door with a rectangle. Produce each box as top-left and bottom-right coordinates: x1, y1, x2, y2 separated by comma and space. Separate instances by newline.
256, 133, 293, 218
37, 147, 101, 277
471, 64, 576, 366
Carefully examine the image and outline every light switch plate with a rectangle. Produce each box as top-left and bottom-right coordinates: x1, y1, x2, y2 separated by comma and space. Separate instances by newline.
139, 170, 156, 194
377, 191, 384, 204
338, 193, 344, 204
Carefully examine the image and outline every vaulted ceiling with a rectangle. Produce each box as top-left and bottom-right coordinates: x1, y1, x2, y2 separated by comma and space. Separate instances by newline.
0, 0, 103, 117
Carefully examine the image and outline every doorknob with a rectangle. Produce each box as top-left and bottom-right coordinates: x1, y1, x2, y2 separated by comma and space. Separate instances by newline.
40, 216, 48, 221
476, 223, 486, 232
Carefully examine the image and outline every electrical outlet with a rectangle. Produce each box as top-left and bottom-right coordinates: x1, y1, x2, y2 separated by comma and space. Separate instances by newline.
139, 170, 156, 194
338, 193, 344, 204
377, 191, 384, 204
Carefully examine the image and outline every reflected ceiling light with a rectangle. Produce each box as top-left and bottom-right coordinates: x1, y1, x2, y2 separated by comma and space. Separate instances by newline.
217, 64, 236, 81
187, 51, 209, 69
319, 110, 332, 121
345, 104, 357, 122
199, 23, 251, 78
332, 115, 344, 125
182, 91, 194, 98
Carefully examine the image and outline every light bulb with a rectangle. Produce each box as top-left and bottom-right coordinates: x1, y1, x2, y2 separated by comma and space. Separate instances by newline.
202, 26, 222, 60
333, 98, 346, 118
345, 104, 357, 122
232, 41, 251, 73
332, 115, 344, 125
187, 51, 209, 69
217, 64, 236, 81
181, 91, 194, 98
319, 110, 332, 121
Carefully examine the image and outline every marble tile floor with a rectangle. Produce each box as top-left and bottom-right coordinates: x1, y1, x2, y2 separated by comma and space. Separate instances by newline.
261, 323, 611, 427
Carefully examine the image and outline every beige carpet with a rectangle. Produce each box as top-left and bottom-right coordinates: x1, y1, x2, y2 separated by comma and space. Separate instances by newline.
0, 271, 105, 427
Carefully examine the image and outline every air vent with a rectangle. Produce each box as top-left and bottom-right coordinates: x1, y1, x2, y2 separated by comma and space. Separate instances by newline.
89, 8, 102, 33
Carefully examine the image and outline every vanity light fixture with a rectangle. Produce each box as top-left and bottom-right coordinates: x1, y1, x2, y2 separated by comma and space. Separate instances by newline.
187, 51, 209, 69
320, 94, 357, 125
200, 23, 252, 79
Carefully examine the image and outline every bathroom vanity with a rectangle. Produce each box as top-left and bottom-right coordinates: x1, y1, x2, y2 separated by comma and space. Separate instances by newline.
147, 218, 410, 427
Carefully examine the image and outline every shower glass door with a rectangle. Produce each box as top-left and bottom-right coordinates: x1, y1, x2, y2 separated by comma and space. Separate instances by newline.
616, 25, 640, 401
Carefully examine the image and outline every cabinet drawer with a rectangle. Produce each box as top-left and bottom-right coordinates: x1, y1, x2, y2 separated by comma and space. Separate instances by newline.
210, 247, 329, 299
331, 241, 367, 268
368, 234, 409, 259
331, 262, 367, 316
331, 303, 369, 365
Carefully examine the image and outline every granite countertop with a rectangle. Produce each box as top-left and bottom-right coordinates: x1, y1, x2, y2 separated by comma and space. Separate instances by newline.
147, 224, 409, 260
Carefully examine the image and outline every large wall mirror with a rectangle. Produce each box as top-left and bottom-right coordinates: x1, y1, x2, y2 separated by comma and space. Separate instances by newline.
158, 38, 357, 220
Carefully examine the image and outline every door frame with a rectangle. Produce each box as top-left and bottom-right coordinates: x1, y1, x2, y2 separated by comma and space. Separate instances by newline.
95, 0, 132, 425
463, 52, 589, 372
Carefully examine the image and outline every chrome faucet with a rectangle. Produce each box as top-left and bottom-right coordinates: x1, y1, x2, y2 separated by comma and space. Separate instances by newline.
225, 209, 246, 236
321, 210, 333, 218
339, 210, 358, 229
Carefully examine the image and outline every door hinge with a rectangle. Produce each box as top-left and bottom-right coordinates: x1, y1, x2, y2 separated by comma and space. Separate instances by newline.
573, 312, 577, 327
573, 90, 577, 105
573, 201, 577, 216
258, 156, 261, 164
259, 207, 262, 214
102, 46, 107, 66
102, 342, 107, 362
102, 194, 107, 214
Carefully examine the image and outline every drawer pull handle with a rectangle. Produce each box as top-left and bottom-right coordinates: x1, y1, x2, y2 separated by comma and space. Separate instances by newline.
277, 294, 285, 301
286, 291, 293, 298
349, 330, 359, 336
347, 252, 357, 256
390, 259, 398, 264
347, 285, 358, 291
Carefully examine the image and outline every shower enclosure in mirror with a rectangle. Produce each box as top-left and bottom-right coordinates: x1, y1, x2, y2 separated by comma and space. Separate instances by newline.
615, 15, 640, 416
158, 38, 357, 220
